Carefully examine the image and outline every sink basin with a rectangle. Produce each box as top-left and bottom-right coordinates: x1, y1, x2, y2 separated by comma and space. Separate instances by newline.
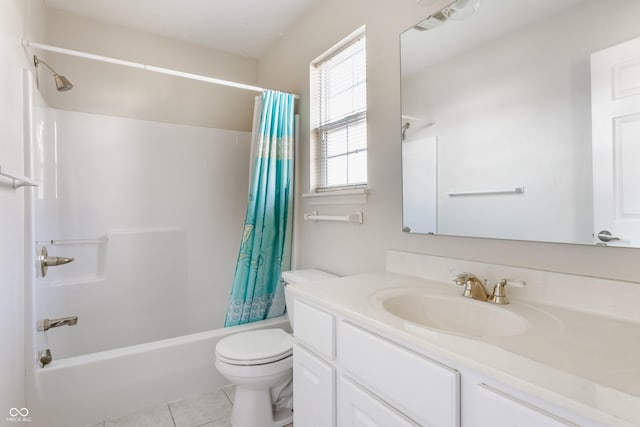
376, 290, 529, 338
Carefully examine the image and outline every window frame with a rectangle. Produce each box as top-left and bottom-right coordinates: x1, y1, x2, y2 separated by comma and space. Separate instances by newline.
310, 27, 367, 194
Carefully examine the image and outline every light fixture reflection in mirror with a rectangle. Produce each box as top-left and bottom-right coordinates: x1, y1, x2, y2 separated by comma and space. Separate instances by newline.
415, 0, 481, 31
400, 0, 640, 248
441, 0, 481, 21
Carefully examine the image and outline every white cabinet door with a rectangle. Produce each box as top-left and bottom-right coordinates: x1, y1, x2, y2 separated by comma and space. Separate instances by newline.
471, 383, 578, 427
293, 344, 335, 427
338, 377, 418, 427
591, 36, 640, 247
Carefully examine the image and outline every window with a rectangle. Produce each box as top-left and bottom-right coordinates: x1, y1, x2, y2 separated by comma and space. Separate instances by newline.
311, 29, 367, 192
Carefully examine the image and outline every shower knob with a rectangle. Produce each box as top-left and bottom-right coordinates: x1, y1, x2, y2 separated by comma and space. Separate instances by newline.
39, 246, 74, 277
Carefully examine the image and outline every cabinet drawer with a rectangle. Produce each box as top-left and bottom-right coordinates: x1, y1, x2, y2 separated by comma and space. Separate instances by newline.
338, 376, 419, 427
294, 299, 335, 360
338, 321, 460, 427
473, 383, 578, 427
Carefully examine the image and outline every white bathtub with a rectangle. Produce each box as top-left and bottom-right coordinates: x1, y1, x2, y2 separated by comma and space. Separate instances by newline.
27, 316, 290, 427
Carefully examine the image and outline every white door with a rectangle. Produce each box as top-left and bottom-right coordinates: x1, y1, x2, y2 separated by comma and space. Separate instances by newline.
591, 37, 640, 246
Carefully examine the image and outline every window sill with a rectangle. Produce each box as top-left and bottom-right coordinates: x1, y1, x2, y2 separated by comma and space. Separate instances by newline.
302, 188, 369, 206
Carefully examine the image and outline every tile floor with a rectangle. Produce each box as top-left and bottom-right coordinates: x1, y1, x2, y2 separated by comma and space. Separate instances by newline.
88, 386, 293, 427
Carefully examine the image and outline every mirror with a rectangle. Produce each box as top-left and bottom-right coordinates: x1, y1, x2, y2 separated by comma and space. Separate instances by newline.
401, 0, 640, 248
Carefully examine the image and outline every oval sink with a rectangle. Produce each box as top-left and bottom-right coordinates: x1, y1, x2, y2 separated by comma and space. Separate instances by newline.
378, 291, 529, 338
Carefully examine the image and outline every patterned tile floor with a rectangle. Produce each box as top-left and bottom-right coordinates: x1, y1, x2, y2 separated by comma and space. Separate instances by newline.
89, 386, 293, 427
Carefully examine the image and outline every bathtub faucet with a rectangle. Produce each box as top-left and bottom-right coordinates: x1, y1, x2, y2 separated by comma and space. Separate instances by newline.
37, 316, 78, 332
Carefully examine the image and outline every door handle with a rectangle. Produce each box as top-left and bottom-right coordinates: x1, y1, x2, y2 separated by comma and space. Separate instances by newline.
39, 246, 74, 277
597, 230, 621, 243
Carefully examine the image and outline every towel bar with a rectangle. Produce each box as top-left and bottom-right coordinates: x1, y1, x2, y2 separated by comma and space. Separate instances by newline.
304, 211, 364, 224
0, 164, 37, 189
447, 186, 524, 197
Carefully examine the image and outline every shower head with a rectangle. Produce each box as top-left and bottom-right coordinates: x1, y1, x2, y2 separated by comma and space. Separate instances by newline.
33, 55, 73, 91
401, 122, 410, 141
53, 74, 73, 92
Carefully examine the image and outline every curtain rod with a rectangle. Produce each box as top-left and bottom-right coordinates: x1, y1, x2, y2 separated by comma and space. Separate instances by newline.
22, 40, 299, 99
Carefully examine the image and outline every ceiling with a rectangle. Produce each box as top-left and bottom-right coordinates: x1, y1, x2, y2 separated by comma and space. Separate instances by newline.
45, 0, 320, 59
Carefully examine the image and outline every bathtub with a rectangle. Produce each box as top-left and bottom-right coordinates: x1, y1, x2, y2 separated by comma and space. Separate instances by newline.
27, 316, 290, 427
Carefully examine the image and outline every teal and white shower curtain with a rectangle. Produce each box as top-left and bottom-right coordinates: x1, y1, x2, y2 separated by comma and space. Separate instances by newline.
224, 90, 294, 327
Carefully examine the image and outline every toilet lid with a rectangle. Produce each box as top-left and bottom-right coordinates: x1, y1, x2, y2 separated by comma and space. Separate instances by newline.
216, 328, 293, 365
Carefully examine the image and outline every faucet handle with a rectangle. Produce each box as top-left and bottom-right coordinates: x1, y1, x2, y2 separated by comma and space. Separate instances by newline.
488, 279, 525, 304
489, 279, 509, 304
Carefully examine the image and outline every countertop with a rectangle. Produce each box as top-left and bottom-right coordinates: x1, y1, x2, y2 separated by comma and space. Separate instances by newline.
288, 272, 640, 427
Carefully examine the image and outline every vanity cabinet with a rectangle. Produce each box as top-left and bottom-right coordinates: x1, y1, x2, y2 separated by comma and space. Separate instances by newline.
292, 297, 602, 427
293, 298, 460, 427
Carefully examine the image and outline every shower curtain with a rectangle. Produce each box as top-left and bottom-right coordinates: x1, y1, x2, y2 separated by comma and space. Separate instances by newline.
224, 90, 294, 327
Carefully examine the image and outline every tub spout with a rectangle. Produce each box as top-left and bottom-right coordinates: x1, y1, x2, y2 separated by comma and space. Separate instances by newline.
38, 316, 78, 332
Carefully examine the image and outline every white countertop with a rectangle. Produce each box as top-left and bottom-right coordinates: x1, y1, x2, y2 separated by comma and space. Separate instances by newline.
288, 272, 640, 427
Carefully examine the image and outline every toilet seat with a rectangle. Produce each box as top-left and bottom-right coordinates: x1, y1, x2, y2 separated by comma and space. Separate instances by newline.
216, 328, 293, 366
215, 352, 293, 378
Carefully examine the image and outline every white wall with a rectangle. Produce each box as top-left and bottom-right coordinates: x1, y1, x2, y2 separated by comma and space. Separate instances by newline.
33, 109, 251, 358
0, 0, 45, 419
40, 7, 259, 131
259, 0, 640, 283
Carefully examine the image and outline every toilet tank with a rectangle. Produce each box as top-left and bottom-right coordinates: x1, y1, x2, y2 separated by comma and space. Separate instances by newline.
282, 269, 338, 331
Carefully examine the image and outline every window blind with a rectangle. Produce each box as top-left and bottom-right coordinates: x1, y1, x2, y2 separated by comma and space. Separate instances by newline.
311, 33, 367, 191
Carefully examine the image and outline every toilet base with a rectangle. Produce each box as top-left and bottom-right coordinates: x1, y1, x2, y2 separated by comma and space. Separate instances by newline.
273, 407, 293, 426
230, 387, 293, 427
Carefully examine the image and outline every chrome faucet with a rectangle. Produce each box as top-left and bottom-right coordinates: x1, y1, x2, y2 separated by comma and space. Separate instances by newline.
452, 273, 490, 301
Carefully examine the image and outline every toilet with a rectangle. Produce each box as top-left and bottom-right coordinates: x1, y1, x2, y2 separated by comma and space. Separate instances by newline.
215, 269, 337, 427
